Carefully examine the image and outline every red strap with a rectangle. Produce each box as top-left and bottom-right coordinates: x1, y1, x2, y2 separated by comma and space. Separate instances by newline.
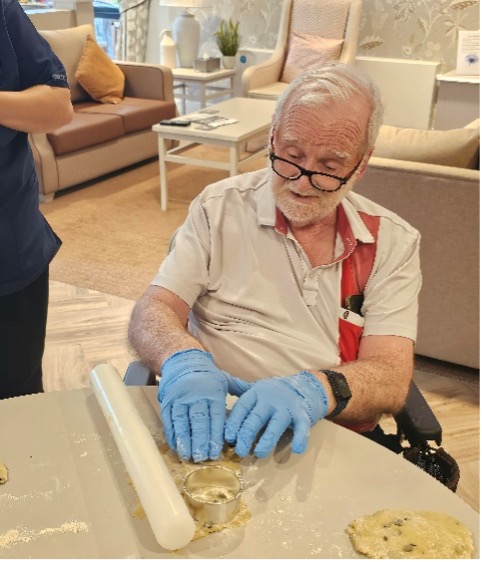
337, 212, 381, 432
338, 212, 380, 363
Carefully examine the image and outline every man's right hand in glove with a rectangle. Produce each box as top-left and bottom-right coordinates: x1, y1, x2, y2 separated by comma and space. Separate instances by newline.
158, 348, 250, 462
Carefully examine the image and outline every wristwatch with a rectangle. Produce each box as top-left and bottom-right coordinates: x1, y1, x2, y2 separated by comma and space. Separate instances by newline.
321, 370, 352, 419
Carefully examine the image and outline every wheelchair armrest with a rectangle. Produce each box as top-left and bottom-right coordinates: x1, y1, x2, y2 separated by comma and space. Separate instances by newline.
394, 381, 442, 447
124, 360, 157, 386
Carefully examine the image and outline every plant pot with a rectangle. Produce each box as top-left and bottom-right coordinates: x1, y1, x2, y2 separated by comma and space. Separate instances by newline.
222, 55, 236, 69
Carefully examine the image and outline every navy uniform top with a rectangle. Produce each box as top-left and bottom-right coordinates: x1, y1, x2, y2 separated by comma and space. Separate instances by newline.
0, 0, 68, 297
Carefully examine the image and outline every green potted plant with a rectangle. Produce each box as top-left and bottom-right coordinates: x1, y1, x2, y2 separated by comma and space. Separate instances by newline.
214, 19, 241, 69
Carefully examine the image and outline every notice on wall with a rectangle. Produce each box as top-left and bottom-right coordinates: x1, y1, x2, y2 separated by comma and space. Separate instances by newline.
456, 30, 480, 76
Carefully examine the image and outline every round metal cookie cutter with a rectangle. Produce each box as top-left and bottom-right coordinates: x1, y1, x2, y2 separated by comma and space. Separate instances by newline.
183, 465, 244, 524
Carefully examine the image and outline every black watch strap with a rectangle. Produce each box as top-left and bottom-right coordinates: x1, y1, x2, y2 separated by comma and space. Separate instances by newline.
321, 370, 352, 419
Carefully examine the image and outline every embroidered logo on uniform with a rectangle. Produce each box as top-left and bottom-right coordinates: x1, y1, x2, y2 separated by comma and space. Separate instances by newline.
52, 73, 66, 80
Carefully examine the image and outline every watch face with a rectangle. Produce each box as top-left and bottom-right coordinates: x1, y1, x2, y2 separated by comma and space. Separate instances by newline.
336, 377, 352, 400
325, 371, 352, 401
324, 370, 352, 419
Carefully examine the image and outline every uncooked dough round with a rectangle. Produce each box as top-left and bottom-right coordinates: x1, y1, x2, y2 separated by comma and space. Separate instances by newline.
347, 509, 474, 559
0, 463, 8, 485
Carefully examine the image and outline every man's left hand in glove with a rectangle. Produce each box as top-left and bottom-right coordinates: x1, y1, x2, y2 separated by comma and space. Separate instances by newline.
224, 371, 329, 458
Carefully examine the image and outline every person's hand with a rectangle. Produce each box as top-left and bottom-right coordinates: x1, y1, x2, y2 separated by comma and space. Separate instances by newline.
158, 349, 249, 462
225, 371, 329, 458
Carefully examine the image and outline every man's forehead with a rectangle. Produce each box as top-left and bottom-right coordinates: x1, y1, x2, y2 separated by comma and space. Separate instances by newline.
277, 102, 369, 140
277, 117, 366, 142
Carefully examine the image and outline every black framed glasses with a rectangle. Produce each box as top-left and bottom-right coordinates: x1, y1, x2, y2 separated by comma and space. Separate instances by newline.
269, 151, 363, 192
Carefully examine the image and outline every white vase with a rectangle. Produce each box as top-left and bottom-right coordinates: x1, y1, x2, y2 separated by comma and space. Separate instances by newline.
172, 11, 200, 68
159, 30, 176, 69
222, 55, 236, 69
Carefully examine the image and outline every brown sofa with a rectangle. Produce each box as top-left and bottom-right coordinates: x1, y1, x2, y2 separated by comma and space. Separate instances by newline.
356, 121, 479, 369
30, 24, 176, 201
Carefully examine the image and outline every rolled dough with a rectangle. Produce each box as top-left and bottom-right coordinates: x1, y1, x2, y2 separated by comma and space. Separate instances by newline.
347, 509, 474, 559
0, 463, 8, 485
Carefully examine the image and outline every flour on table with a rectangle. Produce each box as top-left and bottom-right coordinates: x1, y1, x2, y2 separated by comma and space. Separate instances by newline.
131, 444, 250, 541
0, 521, 88, 550
347, 509, 474, 559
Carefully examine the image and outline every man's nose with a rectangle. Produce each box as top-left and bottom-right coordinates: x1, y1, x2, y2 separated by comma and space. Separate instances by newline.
294, 171, 313, 192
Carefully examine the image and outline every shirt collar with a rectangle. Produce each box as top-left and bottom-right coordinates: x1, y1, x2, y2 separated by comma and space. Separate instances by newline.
257, 175, 374, 248
256, 170, 278, 227
340, 196, 375, 245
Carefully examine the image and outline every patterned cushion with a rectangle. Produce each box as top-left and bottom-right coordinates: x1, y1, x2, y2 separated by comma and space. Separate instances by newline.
281, 33, 344, 83
75, 35, 125, 104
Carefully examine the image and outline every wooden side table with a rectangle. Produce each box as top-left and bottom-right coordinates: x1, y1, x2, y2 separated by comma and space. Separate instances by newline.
172, 68, 236, 113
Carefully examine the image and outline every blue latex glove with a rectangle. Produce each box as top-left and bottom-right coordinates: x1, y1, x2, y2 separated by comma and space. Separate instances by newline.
225, 371, 329, 458
158, 349, 248, 462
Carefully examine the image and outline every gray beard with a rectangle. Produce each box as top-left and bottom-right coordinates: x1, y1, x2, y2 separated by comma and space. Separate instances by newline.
272, 178, 344, 226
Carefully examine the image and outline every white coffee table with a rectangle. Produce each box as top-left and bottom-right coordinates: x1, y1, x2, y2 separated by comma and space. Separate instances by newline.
152, 97, 276, 211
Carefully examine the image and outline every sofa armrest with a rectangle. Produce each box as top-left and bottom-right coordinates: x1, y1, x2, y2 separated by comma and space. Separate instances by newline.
464, 118, 480, 129
366, 155, 480, 180
29, 132, 60, 197
115, 62, 174, 102
241, 52, 286, 97
356, 156, 479, 369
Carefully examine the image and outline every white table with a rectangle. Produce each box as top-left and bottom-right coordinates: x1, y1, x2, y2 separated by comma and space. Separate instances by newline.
0, 385, 479, 558
152, 97, 276, 211
172, 68, 236, 114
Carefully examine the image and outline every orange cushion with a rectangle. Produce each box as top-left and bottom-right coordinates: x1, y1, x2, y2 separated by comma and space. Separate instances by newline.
75, 35, 125, 104
281, 33, 343, 83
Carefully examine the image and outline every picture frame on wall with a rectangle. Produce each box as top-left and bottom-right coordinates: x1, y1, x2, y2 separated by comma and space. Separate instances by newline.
456, 30, 480, 76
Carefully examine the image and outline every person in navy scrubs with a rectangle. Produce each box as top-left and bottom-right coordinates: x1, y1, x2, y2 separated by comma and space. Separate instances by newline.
0, 0, 73, 399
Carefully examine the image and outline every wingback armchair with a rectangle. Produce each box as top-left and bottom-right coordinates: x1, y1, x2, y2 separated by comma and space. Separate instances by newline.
242, 0, 362, 100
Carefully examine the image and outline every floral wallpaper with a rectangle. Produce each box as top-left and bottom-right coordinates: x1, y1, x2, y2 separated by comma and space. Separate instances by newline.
358, 0, 480, 72
197, 0, 283, 58
196, 0, 479, 72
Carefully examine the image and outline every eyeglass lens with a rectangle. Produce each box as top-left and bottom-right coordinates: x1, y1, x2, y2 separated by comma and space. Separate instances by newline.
271, 157, 343, 191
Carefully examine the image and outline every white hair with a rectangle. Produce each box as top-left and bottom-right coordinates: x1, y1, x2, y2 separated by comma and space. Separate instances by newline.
272, 62, 384, 150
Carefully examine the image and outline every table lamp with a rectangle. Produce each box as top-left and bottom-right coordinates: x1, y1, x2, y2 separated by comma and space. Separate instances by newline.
159, 0, 210, 68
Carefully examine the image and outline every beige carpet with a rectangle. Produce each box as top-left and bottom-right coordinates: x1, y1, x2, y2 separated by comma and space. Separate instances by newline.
41, 147, 268, 301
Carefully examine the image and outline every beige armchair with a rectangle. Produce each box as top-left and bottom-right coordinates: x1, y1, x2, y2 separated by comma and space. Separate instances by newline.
242, 0, 362, 100
356, 120, 480, 369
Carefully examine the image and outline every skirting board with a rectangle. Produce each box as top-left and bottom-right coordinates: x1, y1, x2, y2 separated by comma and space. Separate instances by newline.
356, 56, 440, 129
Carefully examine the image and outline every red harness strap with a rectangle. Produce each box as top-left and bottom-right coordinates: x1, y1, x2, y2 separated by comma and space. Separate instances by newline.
337, 212, 380, 433
338, 211, 380, 363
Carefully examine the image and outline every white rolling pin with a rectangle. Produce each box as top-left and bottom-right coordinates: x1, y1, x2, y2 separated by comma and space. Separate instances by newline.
90, 364, 196, 551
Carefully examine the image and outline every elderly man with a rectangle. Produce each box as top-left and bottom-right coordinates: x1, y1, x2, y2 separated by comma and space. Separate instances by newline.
128, 63, 421, 462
